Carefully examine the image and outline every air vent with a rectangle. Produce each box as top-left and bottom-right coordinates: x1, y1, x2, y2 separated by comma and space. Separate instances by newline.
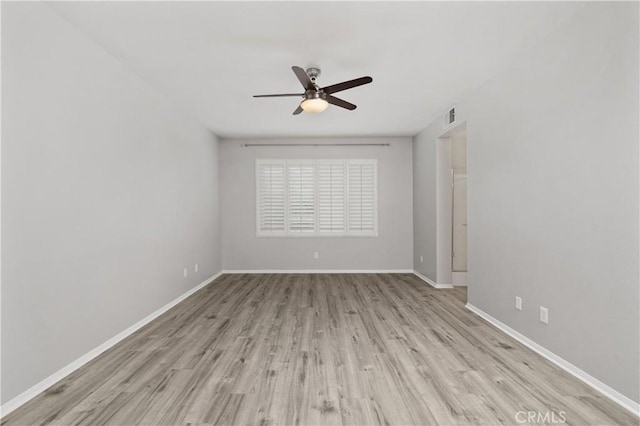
444, 106, 456, 127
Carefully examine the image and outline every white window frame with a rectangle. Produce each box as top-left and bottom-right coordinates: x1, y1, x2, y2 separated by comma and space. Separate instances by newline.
256, 159, 378, 237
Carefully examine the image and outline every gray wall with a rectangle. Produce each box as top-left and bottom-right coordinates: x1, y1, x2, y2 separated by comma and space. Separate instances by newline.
1, 2, 221, 403
220, 138, 413, 271
414, 2, 639, 403
413, 130, 438, 281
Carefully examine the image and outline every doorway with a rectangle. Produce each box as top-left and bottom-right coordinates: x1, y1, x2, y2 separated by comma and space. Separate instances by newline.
435, 122, 467, 288
451, 130, 467, 284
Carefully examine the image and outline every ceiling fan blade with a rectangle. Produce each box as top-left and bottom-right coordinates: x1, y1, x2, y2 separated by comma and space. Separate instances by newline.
326, 95, 357, 111
293, 105, 303, 115
292, 66, 315, 91
253, 93, 303, 98
321, 76, 373, 95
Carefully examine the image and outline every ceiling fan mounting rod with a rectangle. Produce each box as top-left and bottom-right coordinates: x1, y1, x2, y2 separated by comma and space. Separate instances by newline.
306, 67, 321, 83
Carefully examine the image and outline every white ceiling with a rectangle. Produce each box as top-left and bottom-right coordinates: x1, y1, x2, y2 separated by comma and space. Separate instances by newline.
49, 1, 583, 138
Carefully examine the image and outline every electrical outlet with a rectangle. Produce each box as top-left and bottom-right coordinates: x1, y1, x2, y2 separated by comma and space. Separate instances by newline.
515, 296, 522, 311
540, 307, 549, 324
420, 255, 424, 263
314, 252, 319, 259
195, 264, 198, 272
183, 268, 188, 278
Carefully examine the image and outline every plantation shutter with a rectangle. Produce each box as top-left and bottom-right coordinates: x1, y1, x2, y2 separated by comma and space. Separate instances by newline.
256, 158, 377, 237
256, 160, 286, 235
287, 162, 316, 234
317, 160, 346, 234
347, 160, 377, 236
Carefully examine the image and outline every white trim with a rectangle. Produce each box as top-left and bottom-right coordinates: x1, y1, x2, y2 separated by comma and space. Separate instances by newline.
0, 272, 223, 417
413, 270, 454, 289
452, 271, 467, 286
222, 269, 413, 274
438, 118, 468, 139
466, 303, 640, 417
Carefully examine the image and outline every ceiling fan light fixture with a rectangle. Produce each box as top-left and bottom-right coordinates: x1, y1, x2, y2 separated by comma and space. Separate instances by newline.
300, 98, 329, 113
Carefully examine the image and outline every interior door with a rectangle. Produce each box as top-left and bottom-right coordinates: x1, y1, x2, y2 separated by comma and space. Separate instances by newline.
452, 173, 467, 272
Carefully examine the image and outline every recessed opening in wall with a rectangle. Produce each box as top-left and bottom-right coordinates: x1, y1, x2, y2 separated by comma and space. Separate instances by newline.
451, 130, 467, 279
436, 121, 467, 291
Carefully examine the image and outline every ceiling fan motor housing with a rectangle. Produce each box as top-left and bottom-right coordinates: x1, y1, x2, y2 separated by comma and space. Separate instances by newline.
304, 90, 326, 101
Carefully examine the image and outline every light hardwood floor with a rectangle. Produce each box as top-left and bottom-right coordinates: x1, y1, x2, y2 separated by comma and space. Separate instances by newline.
2, 273, 637, 425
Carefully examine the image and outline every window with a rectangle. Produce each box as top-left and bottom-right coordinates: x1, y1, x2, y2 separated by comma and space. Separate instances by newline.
256, 159, 377, 237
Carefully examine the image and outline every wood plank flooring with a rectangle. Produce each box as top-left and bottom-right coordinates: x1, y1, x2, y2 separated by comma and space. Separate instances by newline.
2, 273, 637, 425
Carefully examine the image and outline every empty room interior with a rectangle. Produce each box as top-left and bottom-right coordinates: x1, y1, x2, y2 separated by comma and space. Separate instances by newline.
1, 1, 639, 425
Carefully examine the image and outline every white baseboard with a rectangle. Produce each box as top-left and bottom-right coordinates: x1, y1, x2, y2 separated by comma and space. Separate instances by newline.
465, 303, 640, 417
0, 271, 223, 418
452, 271, 467, 286
222, 269, 414, 274
413, 271, 454, 289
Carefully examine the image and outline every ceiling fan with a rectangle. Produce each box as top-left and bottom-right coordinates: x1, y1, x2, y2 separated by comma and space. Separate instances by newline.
253, 66, 373, 115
